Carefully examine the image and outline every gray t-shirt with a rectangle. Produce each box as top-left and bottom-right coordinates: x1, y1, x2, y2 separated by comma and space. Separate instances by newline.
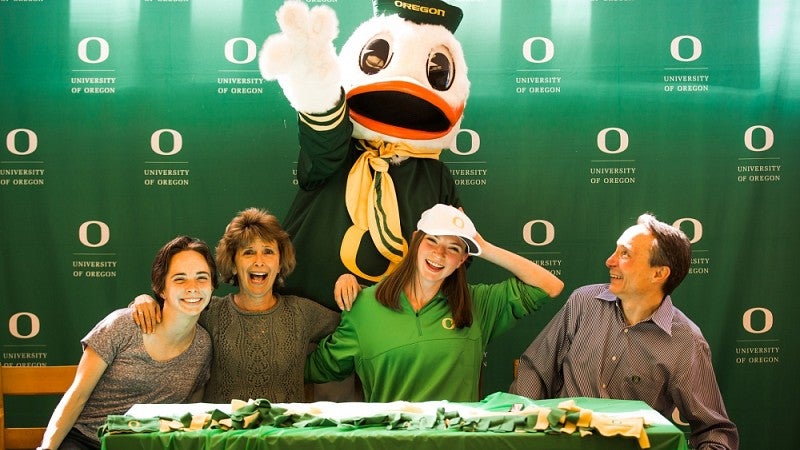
199, 293, 339, 403
75, 308, 211, 442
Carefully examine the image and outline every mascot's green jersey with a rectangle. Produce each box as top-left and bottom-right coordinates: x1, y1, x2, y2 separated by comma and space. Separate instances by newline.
280, 96, 460, 310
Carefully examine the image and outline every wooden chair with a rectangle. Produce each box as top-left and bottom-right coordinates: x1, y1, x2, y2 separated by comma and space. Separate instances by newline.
0, 365, 77, 450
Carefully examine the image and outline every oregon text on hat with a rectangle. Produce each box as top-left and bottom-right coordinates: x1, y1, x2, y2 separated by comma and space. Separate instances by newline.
373, 0, 464, 33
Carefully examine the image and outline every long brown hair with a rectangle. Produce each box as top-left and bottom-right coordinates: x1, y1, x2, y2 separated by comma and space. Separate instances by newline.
375, 231, 473, 328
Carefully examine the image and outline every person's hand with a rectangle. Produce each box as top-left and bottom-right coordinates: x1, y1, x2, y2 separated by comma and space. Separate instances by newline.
334, 273, 361, 311
131, 294, 161, 334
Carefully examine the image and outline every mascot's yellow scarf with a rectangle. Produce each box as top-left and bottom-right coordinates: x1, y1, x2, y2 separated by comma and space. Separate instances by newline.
341, 139, 441, 282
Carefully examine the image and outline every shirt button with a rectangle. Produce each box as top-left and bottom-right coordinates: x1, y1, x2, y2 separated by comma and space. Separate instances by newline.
623, 329, 629, 333
611, 356, 617, 361
602, 384, 607, 389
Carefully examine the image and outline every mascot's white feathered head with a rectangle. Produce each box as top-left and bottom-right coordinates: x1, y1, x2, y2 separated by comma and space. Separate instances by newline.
259, 0, 469, 152
340, 0, 469, 150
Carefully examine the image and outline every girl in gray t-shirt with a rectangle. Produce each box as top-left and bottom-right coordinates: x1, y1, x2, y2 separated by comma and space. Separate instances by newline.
40, 236, 217, 450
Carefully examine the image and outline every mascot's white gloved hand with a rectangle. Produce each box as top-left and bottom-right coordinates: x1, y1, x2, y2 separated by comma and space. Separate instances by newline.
259, 1, 342, 114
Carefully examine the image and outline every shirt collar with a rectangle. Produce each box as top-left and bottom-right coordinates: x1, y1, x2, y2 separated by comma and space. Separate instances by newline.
596, 286, 676, 335
399, 290, 446, 312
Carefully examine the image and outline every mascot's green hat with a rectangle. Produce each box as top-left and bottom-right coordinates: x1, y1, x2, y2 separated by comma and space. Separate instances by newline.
372, 0, 464, 33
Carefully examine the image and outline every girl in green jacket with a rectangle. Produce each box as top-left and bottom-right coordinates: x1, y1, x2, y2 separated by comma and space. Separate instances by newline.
306, 204, 564, 402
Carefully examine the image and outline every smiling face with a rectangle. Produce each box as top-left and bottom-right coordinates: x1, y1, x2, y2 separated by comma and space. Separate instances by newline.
161, 250, 213, 316
234, 237, 281, 301
415, 234, 469, 287
605, 225, 666, 301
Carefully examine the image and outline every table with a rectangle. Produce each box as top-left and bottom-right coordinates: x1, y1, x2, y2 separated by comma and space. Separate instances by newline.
101, 393, 688, 450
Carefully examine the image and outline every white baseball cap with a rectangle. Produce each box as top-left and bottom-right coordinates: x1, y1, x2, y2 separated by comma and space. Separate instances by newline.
416, 204, 481, 256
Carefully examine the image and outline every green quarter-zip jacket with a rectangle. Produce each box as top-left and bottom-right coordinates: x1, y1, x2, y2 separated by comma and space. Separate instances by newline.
306, 278, 549, 402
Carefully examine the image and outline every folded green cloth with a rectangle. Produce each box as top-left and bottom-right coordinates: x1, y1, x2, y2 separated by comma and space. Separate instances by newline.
99, 415, 163, 436
100, 393, 653, 449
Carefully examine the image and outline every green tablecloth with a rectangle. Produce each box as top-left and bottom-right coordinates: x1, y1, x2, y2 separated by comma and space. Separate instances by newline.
101, 393, 688, 450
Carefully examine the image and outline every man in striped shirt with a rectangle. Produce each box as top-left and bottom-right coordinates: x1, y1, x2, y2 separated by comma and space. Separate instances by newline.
510, 213, 738, 450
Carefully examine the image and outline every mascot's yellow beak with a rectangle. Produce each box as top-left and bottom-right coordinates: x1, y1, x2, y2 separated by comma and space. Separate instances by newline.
346, 80, 465, 141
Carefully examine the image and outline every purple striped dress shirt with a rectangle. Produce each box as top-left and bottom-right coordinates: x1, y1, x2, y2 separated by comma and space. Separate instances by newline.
510, 284, 739, 450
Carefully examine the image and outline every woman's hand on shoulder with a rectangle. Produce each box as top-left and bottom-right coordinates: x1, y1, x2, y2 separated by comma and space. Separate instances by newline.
130, 294, 161, 334
334, 273, 362, 311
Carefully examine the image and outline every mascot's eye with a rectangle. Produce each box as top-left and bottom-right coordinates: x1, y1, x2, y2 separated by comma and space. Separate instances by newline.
427, 46, 455, 91
359, 37, 393, 75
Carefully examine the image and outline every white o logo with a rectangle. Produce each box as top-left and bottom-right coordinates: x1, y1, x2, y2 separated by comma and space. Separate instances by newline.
78, 37, 110, 64
6, 128, 38, 155
597, 127, 629, 154
742, 307, 773, 334
150, 129, 183, 156
670, 35, 702, 62
441, 318, 455, 330
450, 128, 480, 155
79, 221, 111, 248
9, 312, 40, 339
744, 125, 774, 152
523, 220, 555, 246
224, 38, 257, 64
673, 218, 702, 244
522, 37, 555, 63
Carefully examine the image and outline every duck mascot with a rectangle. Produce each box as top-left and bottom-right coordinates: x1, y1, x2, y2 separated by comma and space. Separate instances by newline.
259, 0, 469, 309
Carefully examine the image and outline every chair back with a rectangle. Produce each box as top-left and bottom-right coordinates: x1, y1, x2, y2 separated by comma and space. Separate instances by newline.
0, 365, 77, 450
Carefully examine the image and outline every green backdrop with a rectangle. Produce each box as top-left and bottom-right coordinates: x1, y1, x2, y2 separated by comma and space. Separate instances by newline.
2, 1, 798, 449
